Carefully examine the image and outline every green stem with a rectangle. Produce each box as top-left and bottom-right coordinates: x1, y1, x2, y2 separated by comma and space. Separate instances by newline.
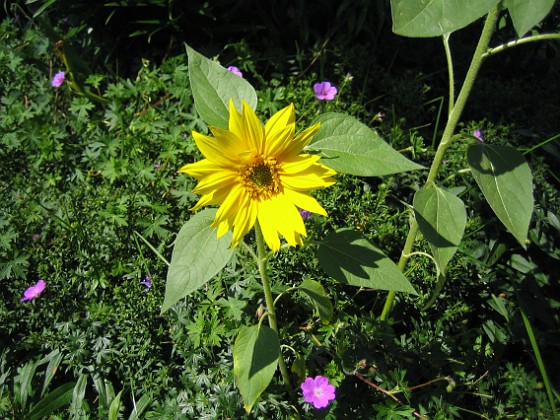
254, 222, 297, 402
484, 33, 560, 58
380, 5, 501, 321
519, 305, 559, 419
442, 33, 455, 115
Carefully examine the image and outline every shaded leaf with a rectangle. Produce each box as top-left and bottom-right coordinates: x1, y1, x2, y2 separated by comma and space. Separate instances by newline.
413, 186, 466, 273
28, 382, 75, 420
468, 143, 533, 247
391, 0, 500, 37
505, 0, 556, 37
308, 113, 424, 176
187, 45, 257, 129
163, 208, 234, 312
234, 325, 279, 413
298, 279, 333, 324
318, 229, 417, 294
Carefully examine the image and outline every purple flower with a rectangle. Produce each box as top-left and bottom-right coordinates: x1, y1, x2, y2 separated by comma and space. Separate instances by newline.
299, 209, 312, 220
140, 275, 152, 289
301, 375, 336, 409
51, 71, 66, 88
20, 279, 46, 302
32, 234, 41, 241
313, 81, 337, 100
473, 128, 484, 142
227, 66, 243, 78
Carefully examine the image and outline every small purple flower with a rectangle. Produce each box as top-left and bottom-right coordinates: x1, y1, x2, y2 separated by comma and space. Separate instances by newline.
140, 275, 152, 290
32, 234, 41, 241
20, 279, 46, 302
313, 81, 337, 100
473, 128, 485, 142
154, 163, 161, 170
301, 375, 336, 409
299, 209, 312, 220
227, 66, 243, 78
51, 71, 66, 88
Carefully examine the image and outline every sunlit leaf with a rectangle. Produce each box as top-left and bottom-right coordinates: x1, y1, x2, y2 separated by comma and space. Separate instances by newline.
391, 0, 500, 37
505, 0, 556, 37
187, 45, 257, 128
162, 208, 234, 312
318, 228, 417, 294
308, 113, 424, 176
468, 143, 533, 248
413, 186, 467, 273
234, 325, 279, 413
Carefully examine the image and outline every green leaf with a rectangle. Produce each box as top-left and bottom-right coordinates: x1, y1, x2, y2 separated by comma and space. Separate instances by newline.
390, 0, 500, 37
38, 349, 63, 396
505, 0, 556, 37
28, 382, 75, 420
108, 390, 123, 420
187, 45, 257, 129
468, 143, 534, 248
234, 325, 279, 413
69, 373, 88, 417
413, 186, 467, 273
308, 113, 424, 176
298, 279, 333, 324
162, 208, 234, 312
128, 394, 152, 420
318, 229, 417, 295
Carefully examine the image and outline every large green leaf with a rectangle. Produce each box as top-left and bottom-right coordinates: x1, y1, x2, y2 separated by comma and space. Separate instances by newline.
413, 186, 467, 274
505, 0, 556, 37
308, 113, 424, 176
162, 208, 234, 312
391, 0, 500, 37
468, 143, 534, 247
298, 279, 333, 324
187, 45, 257, 129
234, 325, 279, 413
318, 228, 417, 294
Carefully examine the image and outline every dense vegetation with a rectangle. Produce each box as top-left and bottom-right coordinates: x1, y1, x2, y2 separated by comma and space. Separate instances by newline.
1, 1, 559, 418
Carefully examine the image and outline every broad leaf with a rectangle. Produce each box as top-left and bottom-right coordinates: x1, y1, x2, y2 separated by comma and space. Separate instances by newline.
505, 0, 556, 37
413, 186, 467, 273
162, 208, 234, 312
308, 113, 424, 176
28, 382, 75, 420
187, 45, 257, 129
234, 325, 279, 413
468, 144, 534, 247
318, 229, 417, 294
391, 0, 500, 37
298, 279, 333, 324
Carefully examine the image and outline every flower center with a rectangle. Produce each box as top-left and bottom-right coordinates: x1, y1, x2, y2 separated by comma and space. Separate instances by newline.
314, 387, 323, 397
241, 157, 282, 200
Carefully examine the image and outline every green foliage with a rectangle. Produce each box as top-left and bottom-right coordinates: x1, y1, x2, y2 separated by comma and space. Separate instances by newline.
390, 0, 500, 37
505, 0, 557, 36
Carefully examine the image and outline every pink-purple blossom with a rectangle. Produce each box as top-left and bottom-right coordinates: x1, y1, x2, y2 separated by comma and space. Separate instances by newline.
51, 71, 66, 88
140, 275, 152, 289
474, 128, 484, 142
227, 66, 243, 78
20, 279, 46, 302
313, 81, 337, 100
301, 375, 336, 409
299, 209, 312, 220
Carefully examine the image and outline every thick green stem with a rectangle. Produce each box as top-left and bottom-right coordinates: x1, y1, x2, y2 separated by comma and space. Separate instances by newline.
380, 6, 501, 321
254, 223, 297, 402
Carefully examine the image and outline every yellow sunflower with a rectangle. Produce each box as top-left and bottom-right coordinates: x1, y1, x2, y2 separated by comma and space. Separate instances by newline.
179, 100, 336, 251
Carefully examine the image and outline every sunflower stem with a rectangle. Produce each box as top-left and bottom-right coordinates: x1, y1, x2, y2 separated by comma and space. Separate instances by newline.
254, 222, 297, 402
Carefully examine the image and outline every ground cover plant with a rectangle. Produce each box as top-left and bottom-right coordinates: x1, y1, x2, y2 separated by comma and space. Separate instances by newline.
1, 0, 560, 418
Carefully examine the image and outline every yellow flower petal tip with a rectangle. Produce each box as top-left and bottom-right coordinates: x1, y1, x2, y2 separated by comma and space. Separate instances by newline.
181, 100, 337, 250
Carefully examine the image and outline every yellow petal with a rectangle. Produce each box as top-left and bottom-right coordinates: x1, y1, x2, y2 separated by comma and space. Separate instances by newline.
265, 103, 295, 137
284, 188, 328, 216
228, 100, 265, 153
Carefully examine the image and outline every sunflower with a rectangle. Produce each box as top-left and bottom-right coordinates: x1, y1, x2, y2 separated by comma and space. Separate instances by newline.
179, 100, 336, 251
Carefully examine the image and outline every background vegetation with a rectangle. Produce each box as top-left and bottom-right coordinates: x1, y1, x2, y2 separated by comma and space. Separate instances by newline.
1, 0, 559, 418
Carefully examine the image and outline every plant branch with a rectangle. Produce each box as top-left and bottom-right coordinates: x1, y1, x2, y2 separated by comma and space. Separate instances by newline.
483, 33, 560, 58
380, 5, 501, 320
